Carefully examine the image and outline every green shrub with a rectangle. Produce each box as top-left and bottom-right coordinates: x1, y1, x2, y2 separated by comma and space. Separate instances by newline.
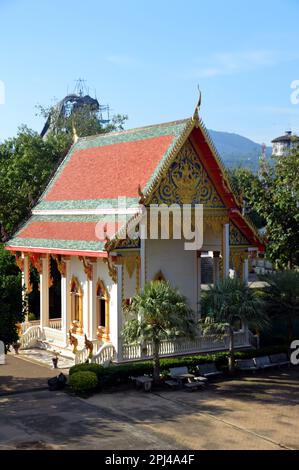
69, 345, 289, 389
69, 363, 103, 377
69, 371, 98, 394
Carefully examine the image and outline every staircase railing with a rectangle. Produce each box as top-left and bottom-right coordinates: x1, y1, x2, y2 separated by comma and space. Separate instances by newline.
74, 340, 106, 365
19, 326, 44, 349
91, 343, 116, 365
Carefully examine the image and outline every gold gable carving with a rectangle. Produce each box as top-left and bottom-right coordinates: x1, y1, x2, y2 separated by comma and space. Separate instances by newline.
148, 140, 224, 208
230, 223, 249, 246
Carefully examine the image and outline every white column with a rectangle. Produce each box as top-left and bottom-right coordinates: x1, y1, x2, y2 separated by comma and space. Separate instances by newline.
140, 223, 146, 290
213, 251, 220, 285
242, 257, 249, 285
40, 255, 49, 328
222, 223, 230, 278
115, 264, 123, 361
89, 262, 98, 340
61, 258, 71, 346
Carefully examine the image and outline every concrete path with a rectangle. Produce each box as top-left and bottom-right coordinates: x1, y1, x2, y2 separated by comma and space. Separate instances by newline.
0, 355, 298, 450
0, 354, 67, 395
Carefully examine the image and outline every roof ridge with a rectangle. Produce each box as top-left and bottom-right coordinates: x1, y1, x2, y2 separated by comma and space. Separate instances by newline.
77, 118, 190, 143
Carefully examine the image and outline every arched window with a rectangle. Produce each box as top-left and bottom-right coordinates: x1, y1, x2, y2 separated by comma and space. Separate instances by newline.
70, 277, 83, 333
96, 280, 109, 340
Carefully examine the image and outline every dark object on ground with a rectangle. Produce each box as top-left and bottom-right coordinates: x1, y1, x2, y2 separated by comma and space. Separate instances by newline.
52, 357, 58, 369
196, 363, 222, 378
48, 373, 67, 391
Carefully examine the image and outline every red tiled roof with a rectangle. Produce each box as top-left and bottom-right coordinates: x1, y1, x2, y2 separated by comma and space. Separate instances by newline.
45, 135, 174, 201
18, 221, 121, 242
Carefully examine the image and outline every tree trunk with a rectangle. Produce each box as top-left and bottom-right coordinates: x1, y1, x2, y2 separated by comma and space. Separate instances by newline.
228, 328, 235, 374
153, 340, 160, 383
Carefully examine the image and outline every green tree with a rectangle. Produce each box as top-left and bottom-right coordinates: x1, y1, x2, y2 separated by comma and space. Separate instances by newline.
122, 281, 198, 382
230, 167, 266, 229
201, 277, 268, 373
0, 245, 25, 351
0, 126, 70, 239
259, 270, 299, 342
248, 150, 299, 268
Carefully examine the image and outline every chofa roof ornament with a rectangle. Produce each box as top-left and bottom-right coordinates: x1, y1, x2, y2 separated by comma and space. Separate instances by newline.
192, 86, 201, 121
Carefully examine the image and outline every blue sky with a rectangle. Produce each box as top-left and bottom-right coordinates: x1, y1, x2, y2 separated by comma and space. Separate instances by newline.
1, 0, 299, 144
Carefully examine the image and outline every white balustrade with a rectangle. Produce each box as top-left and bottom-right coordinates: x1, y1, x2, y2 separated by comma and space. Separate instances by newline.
43, 327, 65, 345
91, 343, 116, 365
19, 326, 43, 349
49, 318, 62, 330
121, 331, 249, 362
74, 339, 105, 364
22, 318, 62, 333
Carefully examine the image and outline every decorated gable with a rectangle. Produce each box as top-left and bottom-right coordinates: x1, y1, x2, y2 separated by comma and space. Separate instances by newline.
230, 223, 250, 246
148, 140, 225, 208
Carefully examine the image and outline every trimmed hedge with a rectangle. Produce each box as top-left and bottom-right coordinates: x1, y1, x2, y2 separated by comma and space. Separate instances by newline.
69, 344, 289, 388
69, 371, 98, 394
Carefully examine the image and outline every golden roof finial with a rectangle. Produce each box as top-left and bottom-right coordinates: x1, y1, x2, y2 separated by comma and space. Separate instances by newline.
72, 120, 78, 143
192, 85, 201, 120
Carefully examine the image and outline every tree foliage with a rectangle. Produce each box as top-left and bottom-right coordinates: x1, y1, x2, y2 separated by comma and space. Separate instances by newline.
0, 245, 25, 351
259, 270, 299, 341
231, 148, 299, 268
0, 127, 70, 239
122, 281, 198, 382
201, 277, 268, 372
38, 103, 128, 140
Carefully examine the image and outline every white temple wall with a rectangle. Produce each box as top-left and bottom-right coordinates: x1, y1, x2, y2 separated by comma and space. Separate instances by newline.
146, 239, 197, 311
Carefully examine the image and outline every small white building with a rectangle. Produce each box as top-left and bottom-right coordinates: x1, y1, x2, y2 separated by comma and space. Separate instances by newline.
6, 107, 265, 364
272, 131, 299, 156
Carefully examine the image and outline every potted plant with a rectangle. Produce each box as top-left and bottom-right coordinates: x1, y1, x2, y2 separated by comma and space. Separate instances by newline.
12, 340, 21, 355
52, 351, 60, 369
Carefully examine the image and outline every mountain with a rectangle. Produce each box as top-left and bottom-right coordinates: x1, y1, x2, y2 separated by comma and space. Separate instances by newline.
208, 129, 272, 172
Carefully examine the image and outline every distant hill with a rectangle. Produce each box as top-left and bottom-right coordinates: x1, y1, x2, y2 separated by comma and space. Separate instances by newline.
208, 129, 272, 172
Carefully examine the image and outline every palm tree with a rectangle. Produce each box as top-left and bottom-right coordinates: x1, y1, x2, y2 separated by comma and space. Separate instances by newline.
259, 270, 299, 342
201, 277, 269, 373
122, 281, 198, 383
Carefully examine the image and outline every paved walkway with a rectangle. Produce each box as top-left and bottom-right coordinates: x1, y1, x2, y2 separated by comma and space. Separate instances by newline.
0, 355, 298, 450
0, 353, 68, 395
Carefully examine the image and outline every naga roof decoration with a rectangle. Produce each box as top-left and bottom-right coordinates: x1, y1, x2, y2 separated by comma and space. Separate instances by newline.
6, 112, 265, 256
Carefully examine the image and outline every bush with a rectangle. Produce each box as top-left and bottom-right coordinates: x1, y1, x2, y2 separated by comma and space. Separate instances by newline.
69, 345, 289, 389
69, 363, 103, 377
69, 371, 98, 394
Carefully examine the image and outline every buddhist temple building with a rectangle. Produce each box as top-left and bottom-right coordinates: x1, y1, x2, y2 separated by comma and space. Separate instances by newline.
6, 106, 265, 364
